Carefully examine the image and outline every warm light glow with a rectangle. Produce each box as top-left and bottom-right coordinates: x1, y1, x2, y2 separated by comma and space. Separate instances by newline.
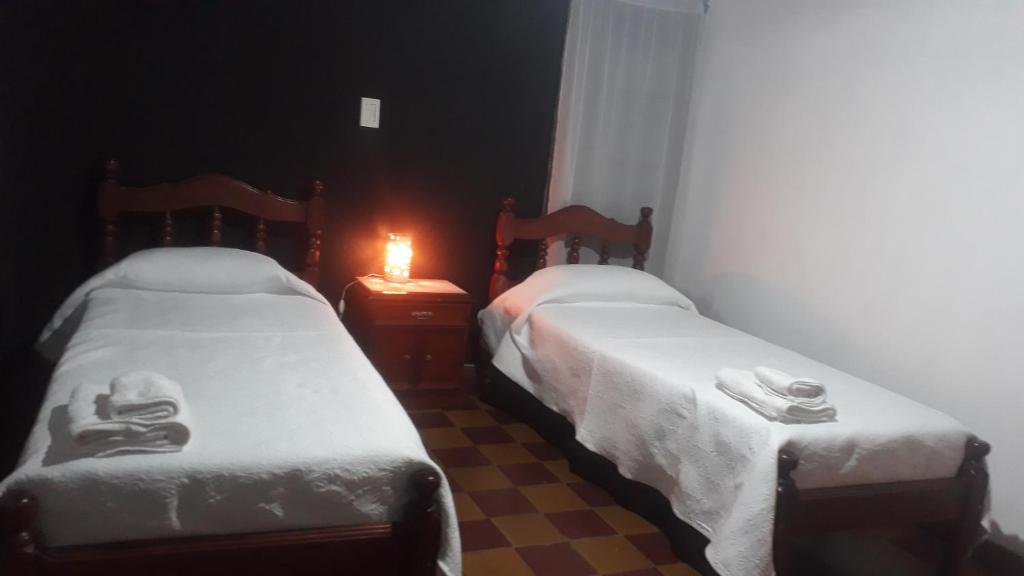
384, 233, 413, 283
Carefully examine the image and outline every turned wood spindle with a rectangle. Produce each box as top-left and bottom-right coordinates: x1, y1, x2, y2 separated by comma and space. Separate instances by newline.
567, 236, 582, 264
536, 238, 549, 269
102, 221, 117, 266
632, 206, 653, 270
489, 197, 517, 301
599, 244, 611, 265
161, 212, 175, 247
255, 218, 267, 254
210, 206, 223, 246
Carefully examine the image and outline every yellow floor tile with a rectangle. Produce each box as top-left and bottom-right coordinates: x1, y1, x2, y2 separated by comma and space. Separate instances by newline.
595, 506, 658, 534
447, 409, 498, 427
520, 483, 588, 513
478, 443, 536, 465
492, 513, 566, 547
419, 427, 472, 449
544, 459, 583, 483
659, 563, 703, 576
446, 465, 513, 491
463, 548, 534, 576
503, 423, 544, 443
573, 535, 653, 573
452, 491, 485, 521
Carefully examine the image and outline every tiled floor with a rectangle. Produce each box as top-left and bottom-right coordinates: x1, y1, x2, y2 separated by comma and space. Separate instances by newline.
397, 387, 700, 576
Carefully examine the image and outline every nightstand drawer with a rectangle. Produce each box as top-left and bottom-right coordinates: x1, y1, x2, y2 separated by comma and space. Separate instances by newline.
369, 302, 471, 327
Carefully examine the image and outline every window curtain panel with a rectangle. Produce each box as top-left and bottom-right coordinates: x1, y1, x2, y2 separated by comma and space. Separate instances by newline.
547, 0, 704, 274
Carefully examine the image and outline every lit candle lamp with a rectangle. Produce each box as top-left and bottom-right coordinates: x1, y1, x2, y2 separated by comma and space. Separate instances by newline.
384, 233, 413, 283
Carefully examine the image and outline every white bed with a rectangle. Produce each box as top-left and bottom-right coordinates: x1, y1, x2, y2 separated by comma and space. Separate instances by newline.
0, 248, 459, 576
480, 264, 971, 576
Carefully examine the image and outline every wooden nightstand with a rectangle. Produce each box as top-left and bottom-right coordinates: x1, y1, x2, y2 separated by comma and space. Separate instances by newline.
343, 276, 473, 390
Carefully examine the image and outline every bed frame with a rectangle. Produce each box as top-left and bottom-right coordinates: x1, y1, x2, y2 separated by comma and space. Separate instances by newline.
97, 159, 325, 287
0, 162, 444, 576
479, 196, 991, 576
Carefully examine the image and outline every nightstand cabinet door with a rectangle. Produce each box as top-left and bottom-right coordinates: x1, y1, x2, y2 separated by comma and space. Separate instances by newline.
344, 278, 472, 390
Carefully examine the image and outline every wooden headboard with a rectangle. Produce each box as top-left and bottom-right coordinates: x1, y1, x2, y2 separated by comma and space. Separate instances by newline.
488, 197, 653, 301
98, 159, 326, 288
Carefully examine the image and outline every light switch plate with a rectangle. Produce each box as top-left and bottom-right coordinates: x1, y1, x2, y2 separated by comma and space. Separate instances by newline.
359, 97, 380, 128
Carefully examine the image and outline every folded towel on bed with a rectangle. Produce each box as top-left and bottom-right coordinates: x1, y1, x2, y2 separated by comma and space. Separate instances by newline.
109, 371, 184, 422
754, 366, 827, 401
68, 383, 191, 457
716, 368, 837, 424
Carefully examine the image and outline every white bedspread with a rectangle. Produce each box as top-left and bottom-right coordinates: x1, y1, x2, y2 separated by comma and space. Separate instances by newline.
485, 290, 969, 576
1, 249, 459, 575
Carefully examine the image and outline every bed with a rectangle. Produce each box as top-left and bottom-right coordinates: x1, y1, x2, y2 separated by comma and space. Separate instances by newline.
477, 197, 989, 576
0, 161, 459, 576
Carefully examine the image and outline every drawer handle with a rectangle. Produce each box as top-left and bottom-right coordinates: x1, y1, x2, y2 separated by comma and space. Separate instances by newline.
411, 311, 435, 320
424, 354, 433, 361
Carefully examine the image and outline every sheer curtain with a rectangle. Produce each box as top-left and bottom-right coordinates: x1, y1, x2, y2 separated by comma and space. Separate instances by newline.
547, 0, 704, 274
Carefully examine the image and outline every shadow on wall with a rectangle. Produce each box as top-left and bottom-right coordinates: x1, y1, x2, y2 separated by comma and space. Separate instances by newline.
693, 272, 854, 368
989, 521, 1024, 557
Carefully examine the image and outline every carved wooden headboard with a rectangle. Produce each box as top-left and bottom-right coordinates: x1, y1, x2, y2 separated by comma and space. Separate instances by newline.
97, 159, 326, 288
488, 197, 653, 301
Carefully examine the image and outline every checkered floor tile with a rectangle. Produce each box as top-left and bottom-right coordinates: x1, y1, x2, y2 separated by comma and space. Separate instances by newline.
397, 388, 701, 576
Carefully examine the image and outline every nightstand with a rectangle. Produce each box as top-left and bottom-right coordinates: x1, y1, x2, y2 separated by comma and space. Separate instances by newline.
343, 276, 473, 390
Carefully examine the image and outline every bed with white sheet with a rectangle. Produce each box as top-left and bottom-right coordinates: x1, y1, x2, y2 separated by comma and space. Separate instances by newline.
478, 198, 989, 576
0, 168, 459, 576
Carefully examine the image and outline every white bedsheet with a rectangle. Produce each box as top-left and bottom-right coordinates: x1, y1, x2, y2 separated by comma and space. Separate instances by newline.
2, 285, 460, 575
485, 301, 969, 576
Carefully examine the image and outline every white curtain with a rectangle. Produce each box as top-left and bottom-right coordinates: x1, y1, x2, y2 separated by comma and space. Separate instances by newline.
547, 0, 704, 274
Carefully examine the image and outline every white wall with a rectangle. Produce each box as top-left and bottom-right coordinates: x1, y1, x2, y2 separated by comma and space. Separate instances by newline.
665, 0, 1024, 549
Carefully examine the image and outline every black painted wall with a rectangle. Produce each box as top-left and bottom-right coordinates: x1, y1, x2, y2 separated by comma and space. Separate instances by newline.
0, 0, 569, 352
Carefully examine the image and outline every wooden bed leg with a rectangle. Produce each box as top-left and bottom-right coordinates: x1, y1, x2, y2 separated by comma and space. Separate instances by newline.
0, 490, 40, 575
939, 437, 991, 576
399, 469, 442, 576
774, 449, 800, 576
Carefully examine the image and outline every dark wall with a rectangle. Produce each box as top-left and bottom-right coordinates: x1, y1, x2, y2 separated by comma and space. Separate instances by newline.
0, 0, 569, 350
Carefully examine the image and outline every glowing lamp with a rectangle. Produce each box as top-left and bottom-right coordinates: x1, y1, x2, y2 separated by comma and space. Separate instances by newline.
384, 233, 413, 283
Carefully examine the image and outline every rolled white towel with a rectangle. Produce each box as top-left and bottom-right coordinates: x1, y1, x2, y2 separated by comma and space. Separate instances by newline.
754, 366, 826, 401
109, 371, 183, 422
68, 383, 191, 457
716, 368, 837, 424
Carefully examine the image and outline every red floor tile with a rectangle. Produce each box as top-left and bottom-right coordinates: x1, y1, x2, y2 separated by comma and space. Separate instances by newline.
627, 532, 678, 565
463, 425, 516, 444
409, 411, 455, 429
459, 519, 510, 551
469, 487, 538, 517
517, 542, 597, 576
568, 481, 616, 506
547, 509, 617, 539
487, 408, 518, 424
523, 441, 564, 461
499, 462, 560, 486
432, 446, 491, 468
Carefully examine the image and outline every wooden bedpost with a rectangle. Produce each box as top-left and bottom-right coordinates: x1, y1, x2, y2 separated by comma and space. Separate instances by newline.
303, 180, 325, 289
209, 206, 223, 246
939, 437, 991, 576
0, 490, 40, 575
161, 211, 175, 247
99, 159, 121, 268
774, 449, 799, 576
536, 238, 549, 270
567, 236, 582, 264
633, 206, 653, 270
399, 469, 442, 575
489, 197, 516, 302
